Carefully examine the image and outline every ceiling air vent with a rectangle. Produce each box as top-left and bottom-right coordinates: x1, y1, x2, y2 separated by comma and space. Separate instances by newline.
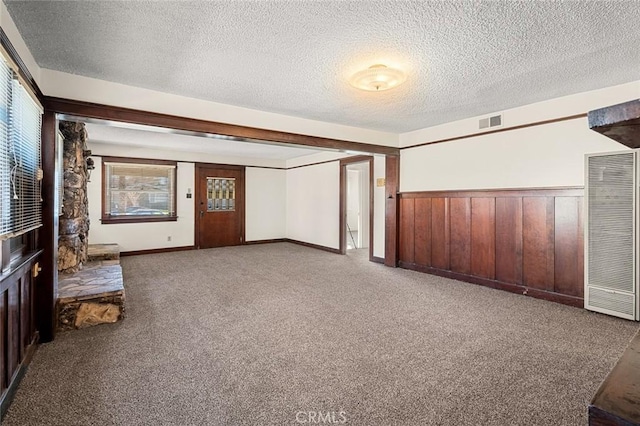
479, 114, 502, 129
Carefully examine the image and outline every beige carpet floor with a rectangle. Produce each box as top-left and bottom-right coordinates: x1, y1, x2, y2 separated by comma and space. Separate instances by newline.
3, 242, 638, 425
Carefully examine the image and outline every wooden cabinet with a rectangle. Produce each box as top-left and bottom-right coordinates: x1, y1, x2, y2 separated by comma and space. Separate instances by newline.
0, 252, 40, 419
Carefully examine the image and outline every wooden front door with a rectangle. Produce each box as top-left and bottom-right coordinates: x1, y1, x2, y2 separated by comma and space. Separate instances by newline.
195, 164, 245, 249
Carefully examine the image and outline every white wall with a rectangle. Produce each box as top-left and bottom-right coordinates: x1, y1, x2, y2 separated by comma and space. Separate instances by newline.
245, 167, 286, 241
87, 141, 385, 255
399, 80, 640, 148
401, 115, 629, 192
286, 162, 340, 249
285, 157, 385, 255
87, 143, 289, 250
88, 157, 196, 252
346, 169, 360, 231
373, 155, 385, 258
400, 80, 640, 192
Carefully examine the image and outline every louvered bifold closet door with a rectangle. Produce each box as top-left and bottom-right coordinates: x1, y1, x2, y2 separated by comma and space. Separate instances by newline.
586, 152, 637, 320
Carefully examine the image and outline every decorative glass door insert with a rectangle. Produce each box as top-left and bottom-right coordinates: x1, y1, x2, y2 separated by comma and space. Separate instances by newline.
206, 177, 235, 211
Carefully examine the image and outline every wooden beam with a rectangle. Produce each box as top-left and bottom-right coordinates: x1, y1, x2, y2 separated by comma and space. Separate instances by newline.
43, 97, 400, 156
589, 99, 640, 148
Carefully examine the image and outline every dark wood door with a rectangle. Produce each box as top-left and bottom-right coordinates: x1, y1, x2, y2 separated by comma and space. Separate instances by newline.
195, 165, 245, 249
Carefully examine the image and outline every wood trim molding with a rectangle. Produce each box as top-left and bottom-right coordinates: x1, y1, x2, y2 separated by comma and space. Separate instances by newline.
370, 256, 385, 264
400, 186, 584, 199
385, 155, 400, 267
287, 158, 347, 170
285, 239, 341, 254
243, 238, 287, 245
120, 246, 195, 257
100, 156, 178, 225
399, 261, 583, 308
401, 113, 588, 150
339, 166, 346, 255
194, 162, 244, 171
43, 97, 400, 156
101, 156, 177, 166
368, 158, 375, 263
340, 155, 375, 165
38, 110, 57, 342
101, 216, 178, 225
245, 165, 286, 170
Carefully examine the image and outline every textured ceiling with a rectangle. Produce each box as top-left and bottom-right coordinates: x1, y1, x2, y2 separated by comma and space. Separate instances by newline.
84, 122, 323, 160
5, 1, 640, 133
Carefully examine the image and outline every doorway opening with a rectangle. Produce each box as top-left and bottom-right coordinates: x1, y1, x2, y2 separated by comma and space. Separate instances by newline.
339, 156, 373, 259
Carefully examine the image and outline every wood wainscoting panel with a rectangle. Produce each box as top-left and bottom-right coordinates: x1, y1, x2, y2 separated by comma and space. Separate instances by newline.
0, 292, 5, 392
6, 282, 19, 380
431, 198, 450, 270
398, 187, 584, 307
399, 198, 415, 264
523, 197, 555, 292
414, 198, 432, 267
449, 198, 471, 275
554, 197, 584, 298
470, 198, 496, 279
495, 197, 523, 284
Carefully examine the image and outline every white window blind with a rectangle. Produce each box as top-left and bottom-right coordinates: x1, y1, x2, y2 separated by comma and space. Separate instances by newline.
103, 161, 176, 220
0, 56, 42, 240
0, 58, 14, 237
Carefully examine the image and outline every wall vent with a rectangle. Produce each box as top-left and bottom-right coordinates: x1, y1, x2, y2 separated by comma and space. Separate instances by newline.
479, 114, 502, 129
585, 151, 637, 320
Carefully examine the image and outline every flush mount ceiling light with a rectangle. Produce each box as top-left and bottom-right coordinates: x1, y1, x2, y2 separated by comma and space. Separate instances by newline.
349, 64, 406, 92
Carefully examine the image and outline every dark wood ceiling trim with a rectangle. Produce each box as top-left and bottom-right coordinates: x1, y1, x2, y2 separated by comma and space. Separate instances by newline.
588, 99, 640, 148
284, 158, 343, 170
43, 96, 400, 156
401, 113, 588, 150
339, 154, 374, 165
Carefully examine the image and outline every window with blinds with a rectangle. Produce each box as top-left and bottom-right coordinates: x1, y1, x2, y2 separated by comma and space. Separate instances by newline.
0, 56, 43, 240
102, 158, 177, 224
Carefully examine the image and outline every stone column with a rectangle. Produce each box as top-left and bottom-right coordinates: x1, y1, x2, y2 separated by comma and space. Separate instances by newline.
58, 121, 90, 273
